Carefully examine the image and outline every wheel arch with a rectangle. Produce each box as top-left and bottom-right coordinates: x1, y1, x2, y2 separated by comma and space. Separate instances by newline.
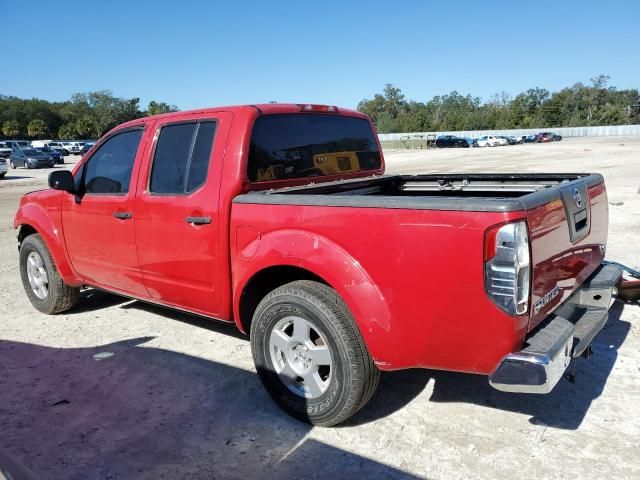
232, 229, 393, 364
14, 204, 80, 286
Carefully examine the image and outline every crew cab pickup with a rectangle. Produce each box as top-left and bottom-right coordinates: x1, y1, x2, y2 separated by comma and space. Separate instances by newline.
13, 104, 622, 426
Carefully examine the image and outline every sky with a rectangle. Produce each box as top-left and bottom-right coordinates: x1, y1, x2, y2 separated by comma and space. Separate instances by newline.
2, 0, 638, 110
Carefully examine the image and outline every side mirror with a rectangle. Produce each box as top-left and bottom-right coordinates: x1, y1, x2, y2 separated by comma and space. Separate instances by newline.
48, 170, 75, 193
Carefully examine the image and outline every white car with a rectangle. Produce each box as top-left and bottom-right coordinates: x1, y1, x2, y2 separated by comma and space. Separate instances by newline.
0, 157, 7, 178
69, 142, 87, 154
477, 135, 507, 147
0, 141, 12, 160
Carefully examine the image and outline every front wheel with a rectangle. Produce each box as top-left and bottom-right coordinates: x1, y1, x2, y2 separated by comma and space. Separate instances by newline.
19, 234, 80, 314
10, 160, 16, 169
250, 280, 379, 426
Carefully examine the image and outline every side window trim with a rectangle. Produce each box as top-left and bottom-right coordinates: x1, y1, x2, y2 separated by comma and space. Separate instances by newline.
147, 118, 217, 197
80, 126, 145, 196
182, 122, 200, 193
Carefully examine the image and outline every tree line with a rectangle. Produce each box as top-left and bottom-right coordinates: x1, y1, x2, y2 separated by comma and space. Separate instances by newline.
0, 90, 178, 140
357, 75, 640, 133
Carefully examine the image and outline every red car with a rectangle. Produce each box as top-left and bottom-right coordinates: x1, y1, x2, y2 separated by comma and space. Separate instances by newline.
14, 104, 619, 425
537, 132, 563, 142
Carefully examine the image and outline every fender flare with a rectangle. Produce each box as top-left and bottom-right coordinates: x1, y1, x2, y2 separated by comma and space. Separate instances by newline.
14, 203, 80, 286
233, 228, 393, 363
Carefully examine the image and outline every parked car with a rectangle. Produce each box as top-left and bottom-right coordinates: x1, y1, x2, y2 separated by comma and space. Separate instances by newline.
48, 141, 71, 155
523, 134, 538, 143
79, 142, 95, 156
435, 135, 471, 148
67, 142, 84, 154
476, 135, 505, 147
9, 148, 55, 169
14, 103, 619, 426
0, 156, 7, 178
34, 147, 64, 164
3, 140, 31, 150
31, 140, 52, 148
0, 141, 12, 159
537, 132, 563, 142
498, 135, 523, 145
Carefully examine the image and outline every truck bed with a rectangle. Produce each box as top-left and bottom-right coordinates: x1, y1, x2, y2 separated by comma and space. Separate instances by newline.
238, 173, 603, 212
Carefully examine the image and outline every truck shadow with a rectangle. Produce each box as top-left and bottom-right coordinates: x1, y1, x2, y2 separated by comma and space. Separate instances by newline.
67, 290, 632, 432
0, 337, 419, 480
70, 289, 246, 341
0, 175, 34, 181
350, 300, 631, 430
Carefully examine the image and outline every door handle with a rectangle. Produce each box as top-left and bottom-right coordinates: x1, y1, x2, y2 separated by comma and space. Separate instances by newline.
113, 211, 132, 220
185, 216, 211, 225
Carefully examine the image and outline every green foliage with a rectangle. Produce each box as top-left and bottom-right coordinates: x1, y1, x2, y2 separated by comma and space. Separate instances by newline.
57, 123, 77, 140
147, 101, 179, 116
0, 91, 179, 139
358, 76, 639, 133
2, 120, 21, 137
27, 119, 48, 138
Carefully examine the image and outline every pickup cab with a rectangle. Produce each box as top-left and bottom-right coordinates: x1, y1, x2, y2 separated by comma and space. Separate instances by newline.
13, 104, 622, 426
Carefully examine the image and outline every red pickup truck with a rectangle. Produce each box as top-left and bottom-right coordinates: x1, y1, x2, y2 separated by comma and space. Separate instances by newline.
14, 103, 621, 426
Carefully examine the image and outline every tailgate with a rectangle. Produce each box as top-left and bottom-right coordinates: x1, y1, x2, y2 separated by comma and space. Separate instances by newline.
527, 175, 608, 331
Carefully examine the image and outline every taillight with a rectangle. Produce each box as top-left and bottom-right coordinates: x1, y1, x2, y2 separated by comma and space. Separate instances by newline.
296, 104, 339, 113
484, 220, 531, 316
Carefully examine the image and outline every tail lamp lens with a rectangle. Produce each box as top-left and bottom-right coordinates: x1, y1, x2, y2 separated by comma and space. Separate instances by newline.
484, 221, 531, 315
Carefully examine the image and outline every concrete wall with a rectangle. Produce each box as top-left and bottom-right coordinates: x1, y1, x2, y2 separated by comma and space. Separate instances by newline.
378, 124, 640, 141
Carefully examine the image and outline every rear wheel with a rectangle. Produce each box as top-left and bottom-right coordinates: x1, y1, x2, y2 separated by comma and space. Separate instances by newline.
19, 234, 80, 314
250, 280, 379, 426
10, 160, 16, 169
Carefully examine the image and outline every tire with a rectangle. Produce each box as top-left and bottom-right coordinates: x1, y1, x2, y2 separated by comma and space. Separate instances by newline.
10, 160, 15, 169
250, 280, 379, 426
0, 173, 5, 179
19, 234, 80, 314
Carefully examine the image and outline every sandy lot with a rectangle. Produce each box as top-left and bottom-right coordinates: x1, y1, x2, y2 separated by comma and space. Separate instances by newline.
1, 138, 639, 479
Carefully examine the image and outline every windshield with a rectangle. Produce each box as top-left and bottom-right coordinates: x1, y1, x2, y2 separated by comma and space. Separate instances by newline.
248, 113, 381, 182
23, 149, 39, 155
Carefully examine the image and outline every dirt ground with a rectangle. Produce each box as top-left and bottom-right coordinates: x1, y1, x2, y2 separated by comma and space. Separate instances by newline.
1, 137, 639, 480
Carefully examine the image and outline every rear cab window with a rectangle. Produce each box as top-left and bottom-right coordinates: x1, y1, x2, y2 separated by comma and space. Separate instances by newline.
247, 114, 381, 182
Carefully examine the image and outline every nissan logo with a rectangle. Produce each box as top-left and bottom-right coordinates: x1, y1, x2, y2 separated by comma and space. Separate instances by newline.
573, 188, 583, 208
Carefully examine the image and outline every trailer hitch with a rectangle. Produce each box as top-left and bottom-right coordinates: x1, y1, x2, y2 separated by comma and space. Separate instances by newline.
604, 261, 640, 302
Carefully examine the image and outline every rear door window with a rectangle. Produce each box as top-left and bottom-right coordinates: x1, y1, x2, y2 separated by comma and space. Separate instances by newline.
149, 120, 217, 194
248, 114, 381, 182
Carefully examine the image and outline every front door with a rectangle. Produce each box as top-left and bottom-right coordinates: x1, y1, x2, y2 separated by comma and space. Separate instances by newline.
61, 126, 149, 297
134, 112, 231, 316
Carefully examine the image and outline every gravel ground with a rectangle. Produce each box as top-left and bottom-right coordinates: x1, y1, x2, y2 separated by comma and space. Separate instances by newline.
1, 138, 639, 480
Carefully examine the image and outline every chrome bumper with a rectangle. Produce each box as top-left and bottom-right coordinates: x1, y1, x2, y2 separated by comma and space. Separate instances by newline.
489, 263, 623, 394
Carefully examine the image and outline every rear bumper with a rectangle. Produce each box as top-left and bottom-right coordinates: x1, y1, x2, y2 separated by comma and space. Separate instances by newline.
489, 263, 623, 394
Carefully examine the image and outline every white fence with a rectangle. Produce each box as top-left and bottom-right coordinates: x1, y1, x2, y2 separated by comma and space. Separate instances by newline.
378, 124, 640, 142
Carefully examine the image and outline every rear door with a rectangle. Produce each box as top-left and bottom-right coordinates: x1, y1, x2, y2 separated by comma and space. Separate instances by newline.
61, 126, 149, 296
134, 112, 232, 316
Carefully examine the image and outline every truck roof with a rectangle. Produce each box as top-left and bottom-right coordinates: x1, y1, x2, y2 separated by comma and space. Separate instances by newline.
116, 103, 368, 130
